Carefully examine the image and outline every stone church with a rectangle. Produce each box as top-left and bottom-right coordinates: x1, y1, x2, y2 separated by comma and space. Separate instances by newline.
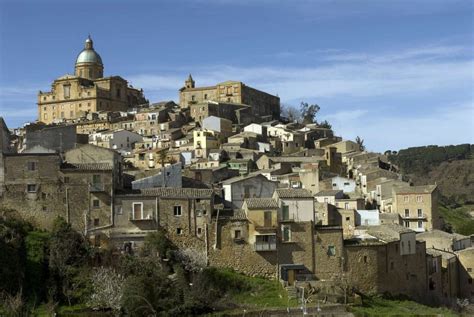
37, 36, 147, 124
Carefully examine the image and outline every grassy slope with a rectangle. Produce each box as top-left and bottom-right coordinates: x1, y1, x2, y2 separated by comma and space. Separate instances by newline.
439, 204, 474, 236
350, 296, 458, 317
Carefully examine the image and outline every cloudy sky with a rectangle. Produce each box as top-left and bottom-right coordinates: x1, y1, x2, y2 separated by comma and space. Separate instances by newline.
0, 0, 473, 152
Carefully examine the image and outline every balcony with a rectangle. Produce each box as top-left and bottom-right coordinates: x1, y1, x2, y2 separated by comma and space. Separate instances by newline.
89, 183, 105, 192
254, 225, 277, 232
402, 214, 427, 220
254, 241, 277, 251
280, 215, 295, 223
129, 214, 155, 222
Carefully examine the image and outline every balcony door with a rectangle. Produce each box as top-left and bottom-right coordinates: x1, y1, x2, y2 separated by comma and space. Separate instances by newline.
264, 211, 272, 227
133, 203, 143, 220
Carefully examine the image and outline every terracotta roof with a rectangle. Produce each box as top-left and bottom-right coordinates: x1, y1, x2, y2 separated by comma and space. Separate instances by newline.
61, 162, 113, 171
244, 198, 278, 210
275, 188, 313, 199
141, 187, 214, 199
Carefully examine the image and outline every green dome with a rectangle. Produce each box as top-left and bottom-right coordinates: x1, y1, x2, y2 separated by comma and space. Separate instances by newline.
75, 36, 103, 65
76, 49, 103, 64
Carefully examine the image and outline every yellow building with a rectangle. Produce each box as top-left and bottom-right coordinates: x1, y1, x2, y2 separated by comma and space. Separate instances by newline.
38, 36, 147, 124
393, 185, 441, 232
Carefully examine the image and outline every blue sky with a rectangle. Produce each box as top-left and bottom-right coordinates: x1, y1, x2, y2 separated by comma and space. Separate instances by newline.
0, 0, 473, 152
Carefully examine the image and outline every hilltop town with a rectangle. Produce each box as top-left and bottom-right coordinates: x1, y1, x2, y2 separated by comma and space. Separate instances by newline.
1, 36, 473, 315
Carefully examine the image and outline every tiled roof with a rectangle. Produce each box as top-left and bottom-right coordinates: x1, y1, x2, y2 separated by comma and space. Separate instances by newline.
315, 190, 343, 197
393, 185, 437, 194
364, 224, 414, 242
244, 198, 278, 209
61, 162, 113, 171
426, 248, 456, 260
141, 187, 213, 199
230, 209, 248, 220
276, 188, 313, 199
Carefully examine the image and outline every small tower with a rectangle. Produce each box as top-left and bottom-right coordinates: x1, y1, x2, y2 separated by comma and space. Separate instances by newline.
185, 74, 195, 89
75, 35, 104, 80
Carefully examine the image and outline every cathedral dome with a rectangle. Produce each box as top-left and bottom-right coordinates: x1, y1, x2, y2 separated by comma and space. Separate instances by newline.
75, 36, 103, 65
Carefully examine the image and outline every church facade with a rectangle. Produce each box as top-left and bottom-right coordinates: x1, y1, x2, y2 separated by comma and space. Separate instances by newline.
37, 36, 147, 124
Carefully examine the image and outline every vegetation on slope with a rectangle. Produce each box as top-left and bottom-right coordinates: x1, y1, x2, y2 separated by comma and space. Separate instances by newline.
350, 295, 458, 317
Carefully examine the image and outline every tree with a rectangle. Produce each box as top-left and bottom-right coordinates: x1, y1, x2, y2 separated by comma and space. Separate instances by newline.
355, 136, 365, 151
174, 248, 207, 272
281, 104, 300, 122
319, 120, 332, 129
300, 102, 320, 124
88, 267, 125, 314
48, 217, 89, 305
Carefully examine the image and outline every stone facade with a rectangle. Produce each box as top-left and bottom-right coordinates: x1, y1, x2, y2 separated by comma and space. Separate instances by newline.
180, 77, 280, 120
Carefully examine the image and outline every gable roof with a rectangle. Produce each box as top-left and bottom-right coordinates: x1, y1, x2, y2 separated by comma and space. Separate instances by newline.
275, 188, 314, 199
244, 198, 279, 210
140, 187, 214, 199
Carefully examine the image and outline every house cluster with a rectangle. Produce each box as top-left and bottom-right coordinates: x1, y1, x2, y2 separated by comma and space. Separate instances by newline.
1, 36, 473, 306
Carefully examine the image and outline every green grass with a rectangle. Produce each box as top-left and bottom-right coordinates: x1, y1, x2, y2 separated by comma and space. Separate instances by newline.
214, 268, 297, 308
350, 296, 458, 317
439, 204, 474, 236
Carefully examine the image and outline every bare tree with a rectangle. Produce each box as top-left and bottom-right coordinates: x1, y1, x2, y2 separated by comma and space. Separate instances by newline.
88, 267, 125, 314
300, 102, 320, 124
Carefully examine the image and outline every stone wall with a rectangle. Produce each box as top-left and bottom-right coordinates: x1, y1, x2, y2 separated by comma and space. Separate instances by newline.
208, 218, 278, 278
314, 226, 344, 280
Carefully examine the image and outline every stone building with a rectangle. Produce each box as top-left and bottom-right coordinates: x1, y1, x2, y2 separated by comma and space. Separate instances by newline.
112, 187, 214, 250
344, 225, 427, 302
179, 76, 280, 120
456, 247, 474, 300
38, 36, 147, 124
392, 185, 441, 232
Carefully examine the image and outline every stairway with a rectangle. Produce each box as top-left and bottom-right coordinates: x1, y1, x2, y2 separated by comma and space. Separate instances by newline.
285, 286, 298, 299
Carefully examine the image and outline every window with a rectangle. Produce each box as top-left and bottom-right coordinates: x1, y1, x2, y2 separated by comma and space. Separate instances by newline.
191, 95, 195, 101
327, 245, 336, 256
416, 195, 423, 202
93, 199, 100, 208
344, 182, 350, 186
204, 94, 208, 99
27, 161, 37, 171
404, 196, 409, 202
417, 209, 423, 218
363, 256, 368, 263
60, 111, 64, 118
345, 217, 350, 221
176, 228, 183, 235
345, 202, 349, 210
63, 85, 71, 98
418, 221, 423, 229
282, 225, 291, 242
94, 218, 99, 226
197, 227, 202, 235
404, 221, 410, 227
408, 240, 411, 253
132, 203, 143, 220
116, 88, 121, 98
27, 184, 37, 193
405, 209, 410, 217
469, 278, 472, 285
174, 205, 182, 216
92, 174, 101, 184
234, 230, 242, 239
282, 205, 290, 221
332, 183, 337, 187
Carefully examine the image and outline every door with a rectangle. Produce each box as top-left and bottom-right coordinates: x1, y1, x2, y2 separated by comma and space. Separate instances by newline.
288, 269, 295, 286
264, 211, 272, 227
133, 203, 142, 220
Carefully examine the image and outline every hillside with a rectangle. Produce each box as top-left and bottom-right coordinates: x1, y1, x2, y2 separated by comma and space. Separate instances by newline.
387, 144, 474, 204
388, 144, 474, 235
